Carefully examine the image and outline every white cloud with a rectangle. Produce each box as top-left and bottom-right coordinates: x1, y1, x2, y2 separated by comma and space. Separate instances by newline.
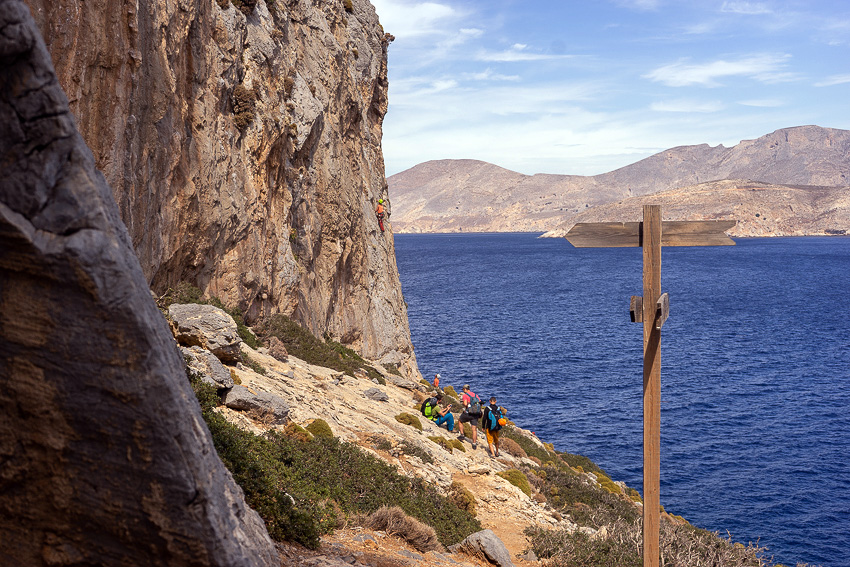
617, 0, 661, 11
651, 99, 725, 113
720, 2, 772, 15
476, 49, 574, 62
370, 0, 460, 39
465, 68, 520, 82
737, 99, 784, 107
815, 74, 850, 87
643, 54, 793, 87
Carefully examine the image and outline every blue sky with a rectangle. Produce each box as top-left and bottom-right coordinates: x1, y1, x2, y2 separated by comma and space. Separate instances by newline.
369, 0, 850, 176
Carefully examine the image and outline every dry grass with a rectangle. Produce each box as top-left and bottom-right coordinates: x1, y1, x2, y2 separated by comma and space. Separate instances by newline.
500, 437, 527, 458
527, 513, 780, 567
365, 506, 442, 552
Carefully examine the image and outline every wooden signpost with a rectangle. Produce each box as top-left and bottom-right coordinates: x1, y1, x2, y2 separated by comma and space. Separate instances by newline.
566, 205, 735, 567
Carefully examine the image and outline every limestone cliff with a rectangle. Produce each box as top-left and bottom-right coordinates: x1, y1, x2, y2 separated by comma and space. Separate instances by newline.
24, 0, 417, 375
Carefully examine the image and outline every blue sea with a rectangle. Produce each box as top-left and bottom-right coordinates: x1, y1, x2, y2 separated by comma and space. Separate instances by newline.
395, 233, 850, 567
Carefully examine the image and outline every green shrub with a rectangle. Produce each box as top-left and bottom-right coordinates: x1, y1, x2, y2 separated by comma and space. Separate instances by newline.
343, 0, 353, 13
306, 419, 334, 439
447, 482, 476, 516
399, 440, 434, 464
443, 385, 458, 398
283, 422, 312, 442
448, 439, 466, 452
189, 370, 479, 547
557, 451, 603, 475
384, 363, 402, 376
395, 413, 423, 431
260, 314, 382, 381
500, 427, 556, 464
241, 351, 267, 375
231, 84, 257, 130
534, 465, 639, 528
497, 469, 532, 496
428, 436, 453, 453
593, 471, 621, 495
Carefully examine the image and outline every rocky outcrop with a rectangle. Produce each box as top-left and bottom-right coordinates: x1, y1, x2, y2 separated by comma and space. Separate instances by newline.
0, 1, 278, 563
24, 0, 418, 377
449, 529, 515, 567
170, 303, 243, 363
389, 126, 850, 235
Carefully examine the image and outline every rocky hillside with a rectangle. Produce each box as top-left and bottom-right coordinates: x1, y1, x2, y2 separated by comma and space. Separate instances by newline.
542, 179, 850, 238
24, 0, 416, 375
389, 126, 850, 235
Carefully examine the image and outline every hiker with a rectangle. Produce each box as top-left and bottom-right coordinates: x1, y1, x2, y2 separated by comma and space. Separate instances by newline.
421, 392, 454, 432
457, 384, 483, 449
433, 373, 440, 390
376, 199, 385, 232
482, 396, 506, 458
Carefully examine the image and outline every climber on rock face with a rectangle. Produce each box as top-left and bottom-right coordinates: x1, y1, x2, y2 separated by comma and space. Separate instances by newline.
376, 199, 385, 233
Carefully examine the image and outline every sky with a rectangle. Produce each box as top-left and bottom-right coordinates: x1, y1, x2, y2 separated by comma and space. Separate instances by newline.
369, 0, 850, 176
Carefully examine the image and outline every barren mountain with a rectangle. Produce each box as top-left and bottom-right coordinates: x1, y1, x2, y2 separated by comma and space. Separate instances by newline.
541, 179, 850, 238
388, 126, 850, 235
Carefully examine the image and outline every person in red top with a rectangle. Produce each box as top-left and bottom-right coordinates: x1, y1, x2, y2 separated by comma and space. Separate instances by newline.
458, 384, 483, 449
375, 199, 385, 232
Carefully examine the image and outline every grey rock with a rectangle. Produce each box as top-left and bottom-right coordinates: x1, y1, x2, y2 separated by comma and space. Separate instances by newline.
224, 385, 290, 424
364, 387, 389, 402
518, 550, 538, 562
182, 346, 234, 389
353, 534, 378, 544
398, 550, 424, 561
0, 3, 278, 563
169, 303, 242, 363
383, 373, 424, 391
267, 335, 289, 362
449, 529, 515, 567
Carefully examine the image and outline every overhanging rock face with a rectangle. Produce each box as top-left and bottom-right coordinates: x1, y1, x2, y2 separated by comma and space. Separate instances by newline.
0, 1, 278, 564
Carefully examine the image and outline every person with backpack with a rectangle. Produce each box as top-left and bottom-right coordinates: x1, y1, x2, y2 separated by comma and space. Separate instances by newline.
420, 392, 454, 432
458, 384, 483, 449
482, 396, 506, 458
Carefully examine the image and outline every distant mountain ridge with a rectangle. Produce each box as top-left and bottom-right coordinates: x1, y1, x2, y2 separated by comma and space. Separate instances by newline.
388, 125, 850, 235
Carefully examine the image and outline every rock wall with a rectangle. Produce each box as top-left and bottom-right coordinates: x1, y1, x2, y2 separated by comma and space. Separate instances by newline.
24, 0, 418, 375
0, 1, 278, 562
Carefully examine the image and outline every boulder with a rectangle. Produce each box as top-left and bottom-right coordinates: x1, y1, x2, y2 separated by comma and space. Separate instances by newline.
0, 2, 278, 563
168, 303, 242, 363
182, 346, 234, 389
364, 387, 389, 402
224, 385, 290, 424
449, 529, 515, 567
267, 335, 289, 362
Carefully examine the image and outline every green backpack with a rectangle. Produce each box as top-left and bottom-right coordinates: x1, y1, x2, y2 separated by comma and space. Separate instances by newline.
420, 397, 439, 420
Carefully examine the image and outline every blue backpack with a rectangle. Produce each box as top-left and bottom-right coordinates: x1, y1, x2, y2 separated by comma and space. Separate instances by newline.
486, 406, 503, 431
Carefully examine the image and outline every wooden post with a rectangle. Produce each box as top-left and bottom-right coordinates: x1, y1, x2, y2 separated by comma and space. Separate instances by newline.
565, 208, 734, 567
642, 205, 662, 567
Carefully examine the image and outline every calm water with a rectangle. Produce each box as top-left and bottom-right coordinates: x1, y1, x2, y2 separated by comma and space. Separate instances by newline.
395, 233, 850, 567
